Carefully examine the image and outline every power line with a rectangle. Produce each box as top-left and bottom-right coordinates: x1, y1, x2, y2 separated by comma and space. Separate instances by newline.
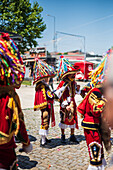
74, 14, 113, 29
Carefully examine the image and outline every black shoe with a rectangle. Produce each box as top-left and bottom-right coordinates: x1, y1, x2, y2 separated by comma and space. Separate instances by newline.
46, 138, 51, 143
40, 142, 52, 149
61, 134, 66, 143
69, 134, 79, 144
19, 148, 24, 152
15, 136, 20, 143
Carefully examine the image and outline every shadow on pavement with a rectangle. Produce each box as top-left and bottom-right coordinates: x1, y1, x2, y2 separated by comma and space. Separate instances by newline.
50, 138, 69, 148
28, 135, 37, 142
49, 135, 85, 148
17, 155, 38, 169
15, 135, 37, 144
76, 135, 86, 142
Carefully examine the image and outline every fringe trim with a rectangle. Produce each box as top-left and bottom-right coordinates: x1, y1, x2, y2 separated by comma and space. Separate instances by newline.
88, 158, 107, 170
23, 143, 33, 153
59, 123, 76, 129
39, 129, 48, 136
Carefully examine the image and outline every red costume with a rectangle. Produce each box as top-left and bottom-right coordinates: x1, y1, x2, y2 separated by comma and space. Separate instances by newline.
55, 80, 78, 129
77, 86, 107, 169
0, 88, 32, 169
55, 55, 80, 143
33, 59, 56, 148
34, 81, 55, 132
0, 33, 32, 169
80, 82, 92, 98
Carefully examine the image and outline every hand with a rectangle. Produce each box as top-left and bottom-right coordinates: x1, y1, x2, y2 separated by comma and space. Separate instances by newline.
66, 105, 71, 111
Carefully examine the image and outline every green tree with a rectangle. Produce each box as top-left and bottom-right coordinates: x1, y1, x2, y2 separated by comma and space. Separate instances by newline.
0, 0, 46, 53
63, 52, 68, 55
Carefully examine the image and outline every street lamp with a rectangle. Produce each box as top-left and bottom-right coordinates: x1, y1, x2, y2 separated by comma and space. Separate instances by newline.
46, 14, 56, 55
56, 31, 86, 81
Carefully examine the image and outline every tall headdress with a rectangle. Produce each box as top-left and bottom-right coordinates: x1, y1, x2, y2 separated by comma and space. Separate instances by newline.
33, 59, 56, 84
57, 55, 79, 80
89, 48, 112, 87
0, 33, 25, 88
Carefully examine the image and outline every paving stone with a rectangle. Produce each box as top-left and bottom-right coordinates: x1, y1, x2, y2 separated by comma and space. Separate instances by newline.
16, 84, 113, 170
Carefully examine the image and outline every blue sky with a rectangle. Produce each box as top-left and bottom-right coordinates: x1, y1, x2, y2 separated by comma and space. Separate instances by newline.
30, 0, 113, 55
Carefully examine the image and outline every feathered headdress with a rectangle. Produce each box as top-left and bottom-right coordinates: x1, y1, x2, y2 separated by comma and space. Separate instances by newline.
33, 59, 56, 84
57, 55, 79, 80
0, 33, 25, 88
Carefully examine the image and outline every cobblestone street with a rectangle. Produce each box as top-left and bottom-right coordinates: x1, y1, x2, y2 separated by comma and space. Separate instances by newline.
16, 83, 113, 170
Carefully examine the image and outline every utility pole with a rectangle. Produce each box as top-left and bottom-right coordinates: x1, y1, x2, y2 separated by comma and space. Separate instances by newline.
56, 31, 86, 80
46, 14, 56, 55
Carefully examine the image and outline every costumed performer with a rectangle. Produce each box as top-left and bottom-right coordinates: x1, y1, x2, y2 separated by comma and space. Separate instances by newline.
33, 59, 56, 148
54, 55, 80, 144
77, 83, 111, 170
0, 33, 32, 169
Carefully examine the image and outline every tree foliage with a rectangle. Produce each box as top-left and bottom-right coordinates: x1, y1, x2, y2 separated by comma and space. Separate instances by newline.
0, 0, 46, 53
